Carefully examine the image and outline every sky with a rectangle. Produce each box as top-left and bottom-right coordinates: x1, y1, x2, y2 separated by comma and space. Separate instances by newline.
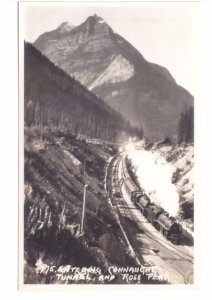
20, 2, 200, 98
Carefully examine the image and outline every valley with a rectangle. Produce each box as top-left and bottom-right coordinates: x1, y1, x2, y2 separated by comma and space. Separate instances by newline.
22, 11, 195, 286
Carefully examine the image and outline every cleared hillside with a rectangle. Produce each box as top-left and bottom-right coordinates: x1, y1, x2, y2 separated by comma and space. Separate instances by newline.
24, 128, 159, 284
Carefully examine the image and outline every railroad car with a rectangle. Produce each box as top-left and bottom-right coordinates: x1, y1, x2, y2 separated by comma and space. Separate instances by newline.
124, 156, 182, 244
156, 213, 181, 244
145, 204, 164, 227
131, 191, 143, 203
131, 191, 150, 215
131, 189, 181, 244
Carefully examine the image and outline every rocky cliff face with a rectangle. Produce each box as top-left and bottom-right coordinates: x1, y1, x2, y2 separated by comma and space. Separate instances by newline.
34, 14, 194, 141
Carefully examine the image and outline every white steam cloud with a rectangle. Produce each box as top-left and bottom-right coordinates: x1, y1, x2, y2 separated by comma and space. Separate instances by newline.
125, 143, 179, 217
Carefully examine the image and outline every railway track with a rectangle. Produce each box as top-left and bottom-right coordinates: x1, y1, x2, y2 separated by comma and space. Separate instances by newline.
106, 151, 194, 284
120, 155, 194, 260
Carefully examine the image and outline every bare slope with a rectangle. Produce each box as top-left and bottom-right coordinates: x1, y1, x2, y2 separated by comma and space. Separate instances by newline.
24, 128, 135, 284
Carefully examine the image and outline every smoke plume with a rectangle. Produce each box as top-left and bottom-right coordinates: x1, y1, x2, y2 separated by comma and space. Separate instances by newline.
125, 143, 179, 216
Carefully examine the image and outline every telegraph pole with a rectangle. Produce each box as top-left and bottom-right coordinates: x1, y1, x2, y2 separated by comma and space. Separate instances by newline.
80, 184, 88, 234
80, 159, 87, 235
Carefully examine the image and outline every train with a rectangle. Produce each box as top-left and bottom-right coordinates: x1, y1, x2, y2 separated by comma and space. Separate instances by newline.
131, 190, 181, 244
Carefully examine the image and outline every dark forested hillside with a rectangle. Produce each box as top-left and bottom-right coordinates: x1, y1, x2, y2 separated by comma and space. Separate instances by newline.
177, 106, 194, 144
24, 42, 142, 141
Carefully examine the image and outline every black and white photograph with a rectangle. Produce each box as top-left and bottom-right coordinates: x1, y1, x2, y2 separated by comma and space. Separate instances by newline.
18, 1, 200, 287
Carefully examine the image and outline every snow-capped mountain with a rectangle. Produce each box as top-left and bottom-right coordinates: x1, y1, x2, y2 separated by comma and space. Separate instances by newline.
34, 14, 194, 141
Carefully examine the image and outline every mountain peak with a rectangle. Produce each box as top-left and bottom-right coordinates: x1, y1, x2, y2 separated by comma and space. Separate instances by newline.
85, 14, 107, 26
80, 14, 110, 36
57, 21, 76, 33
34, 14, 193, 141
92, 14, 104, 22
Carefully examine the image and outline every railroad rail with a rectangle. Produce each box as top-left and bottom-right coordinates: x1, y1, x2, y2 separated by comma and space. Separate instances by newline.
105, 151, 194, 284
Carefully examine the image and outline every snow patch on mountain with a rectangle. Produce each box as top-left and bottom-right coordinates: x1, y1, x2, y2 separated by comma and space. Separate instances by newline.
89, 55, 134, 90
58, 22, 76, 33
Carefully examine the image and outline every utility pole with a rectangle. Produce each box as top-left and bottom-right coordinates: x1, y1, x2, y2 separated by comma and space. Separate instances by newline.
80, 159, 87, 235
80, 184, 88, 235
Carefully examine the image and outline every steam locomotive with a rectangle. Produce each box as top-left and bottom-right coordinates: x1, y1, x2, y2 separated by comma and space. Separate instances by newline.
131, 190, 181, 244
